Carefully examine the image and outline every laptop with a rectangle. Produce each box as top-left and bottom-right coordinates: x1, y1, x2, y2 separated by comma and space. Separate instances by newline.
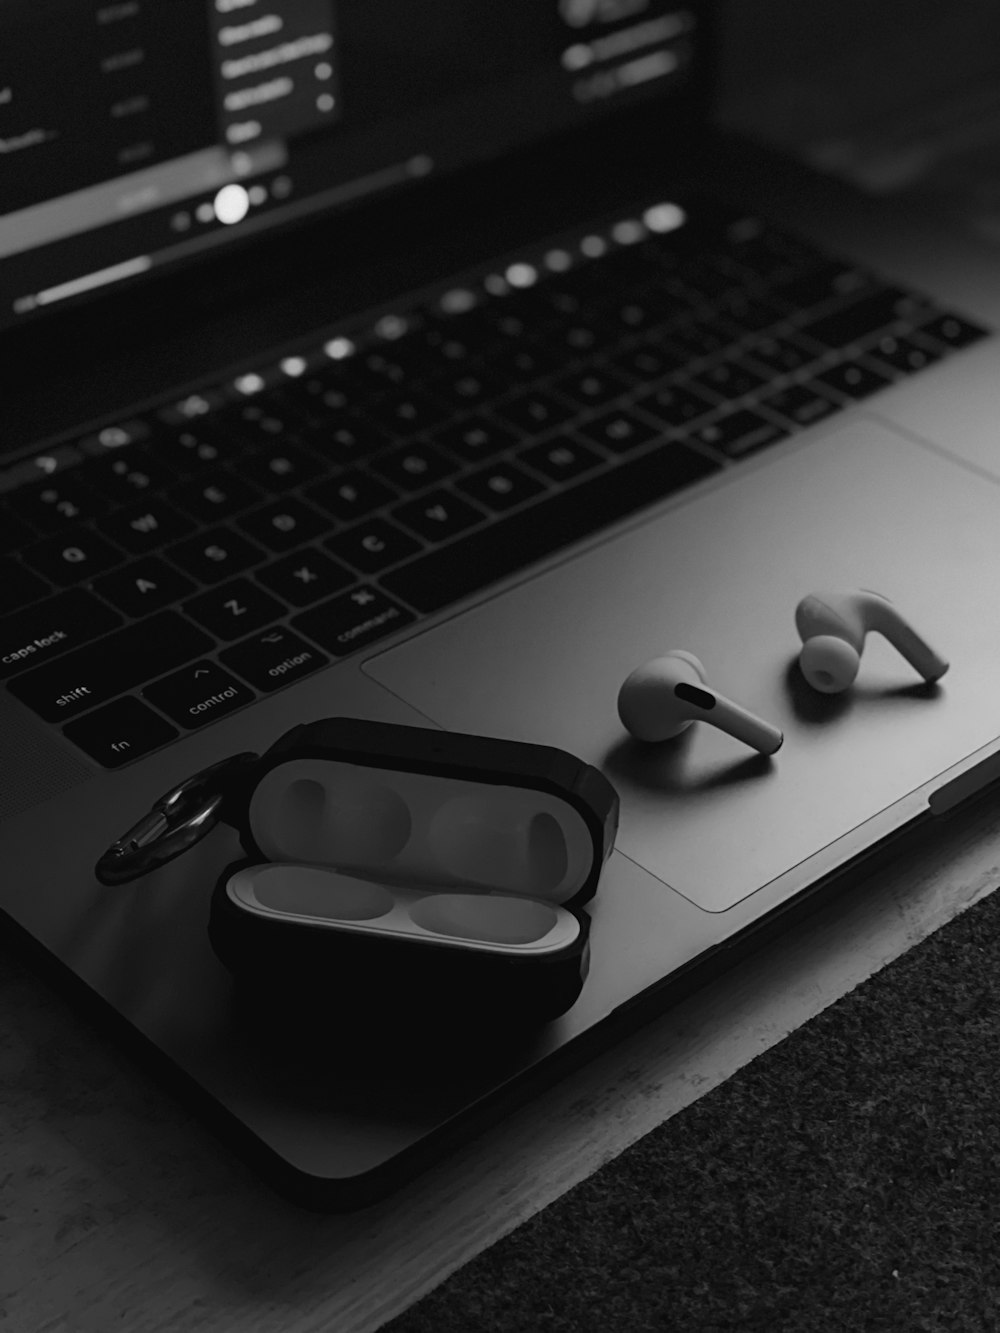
4, 1, 1000, 1210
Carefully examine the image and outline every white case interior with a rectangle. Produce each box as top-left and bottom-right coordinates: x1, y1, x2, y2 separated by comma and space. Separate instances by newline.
227, 863, 580, 955
246, 757, 595, 903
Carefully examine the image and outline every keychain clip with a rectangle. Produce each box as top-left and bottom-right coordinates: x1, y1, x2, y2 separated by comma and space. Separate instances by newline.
95, 752, 258, 886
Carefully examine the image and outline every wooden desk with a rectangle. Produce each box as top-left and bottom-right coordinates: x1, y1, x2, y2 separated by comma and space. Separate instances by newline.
6, 6, 1000, 1330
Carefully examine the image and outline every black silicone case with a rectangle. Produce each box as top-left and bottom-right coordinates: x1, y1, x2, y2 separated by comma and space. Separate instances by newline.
208, 718, 619, 1027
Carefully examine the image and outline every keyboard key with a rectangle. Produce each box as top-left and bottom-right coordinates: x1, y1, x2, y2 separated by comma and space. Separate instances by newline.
305, 471, 397, 523
371, 442, 458, 493
488, 342, 563, 381
10, 475, 111, 533
22, 529, 125, 585
237, 497, 331, 552
304, 417, 393, 465
381, 443, 720, 613
691, 359, 768, 401
392, 489, 485, 542
813, 359, 892, 401
325, 518, 424, 574
716, 293, 783, 335
687, 409, 789, 459
167, 526, 266, 583
93, 556, 197, 617
418, 325, 480, 368
292, 586, 415, 656
220, 398, 306, 443
607, 340, 689, 385
7, 610, 212, 722
101, 498, 194, 554
796, 287, 927, 350
869, 333, 942, 375
0, 558, 53, 614
722, 220, 811, 279
241, 442, 326, 493
532, 275, 596, 315
493, 390, 579, 435
170, 469, 263, 522
432, 418, 519, 463
155, 426, 232, 473
518, 437, 605, 482
0, 589, 122, 679
357, 342, 431, 388
539, 319, 610, 357
254, 547, 354, 606
184, 578, 285, 640
758, 384, 840, 428
549, 367, 631, 410
220, 626, 329, 692
284, 374, 370, 426
63, 696, 179, 768
575, 408, 661, 455
362, 389, 451, 436
915, 312, 990, 350
0, 504, 39, 555
664, 316, 738, 360
635, 383, 718, 429
771, 262, 875, 313
143, 661, 255, 729
668, 255, 741, 301
83, 446, 177, 500
474, 305, 532, 341
456, 460, 547, 512
594, 293, 671, 336
743, 333, 819, 376
431, 368, 505, 409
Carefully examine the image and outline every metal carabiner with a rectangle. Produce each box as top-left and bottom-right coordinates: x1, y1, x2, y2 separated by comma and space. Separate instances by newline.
95, 752, 258, 886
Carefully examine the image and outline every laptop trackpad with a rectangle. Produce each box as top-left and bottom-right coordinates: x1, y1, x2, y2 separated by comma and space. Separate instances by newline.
364, 421, 1000, 912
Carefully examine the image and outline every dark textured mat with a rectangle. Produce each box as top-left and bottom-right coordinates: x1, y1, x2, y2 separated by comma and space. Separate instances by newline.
385, 884, 1000, 1333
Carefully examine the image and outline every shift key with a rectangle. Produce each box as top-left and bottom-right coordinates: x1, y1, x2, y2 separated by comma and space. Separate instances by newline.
7, 611, 213, 722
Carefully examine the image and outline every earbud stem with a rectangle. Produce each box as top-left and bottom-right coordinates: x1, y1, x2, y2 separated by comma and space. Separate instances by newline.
674, 684, 783, 756
863, 597, 949, 682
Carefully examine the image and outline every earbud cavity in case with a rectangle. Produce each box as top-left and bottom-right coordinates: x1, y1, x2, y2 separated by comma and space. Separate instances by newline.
208, 718, 620, 1026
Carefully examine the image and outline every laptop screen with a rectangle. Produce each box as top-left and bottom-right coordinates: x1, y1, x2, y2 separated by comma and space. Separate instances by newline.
0, 1, 702, 333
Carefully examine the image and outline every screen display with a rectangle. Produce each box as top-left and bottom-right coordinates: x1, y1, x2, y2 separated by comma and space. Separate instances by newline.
0, 0, 699, 330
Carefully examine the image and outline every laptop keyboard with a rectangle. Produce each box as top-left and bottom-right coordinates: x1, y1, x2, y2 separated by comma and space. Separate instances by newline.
0, 197, 990, 768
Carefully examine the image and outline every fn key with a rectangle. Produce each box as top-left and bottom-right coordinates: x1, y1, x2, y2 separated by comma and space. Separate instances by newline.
63, 697, 179, 768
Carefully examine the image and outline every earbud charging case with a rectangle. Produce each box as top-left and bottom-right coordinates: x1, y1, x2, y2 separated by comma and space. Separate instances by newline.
208, 718, 620, 1025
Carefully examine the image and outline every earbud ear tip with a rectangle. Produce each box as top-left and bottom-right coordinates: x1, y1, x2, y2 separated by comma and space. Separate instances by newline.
799, 635, 860, 694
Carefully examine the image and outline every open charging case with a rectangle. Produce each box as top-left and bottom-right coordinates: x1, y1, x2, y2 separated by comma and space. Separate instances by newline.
208, 718, 620, 1025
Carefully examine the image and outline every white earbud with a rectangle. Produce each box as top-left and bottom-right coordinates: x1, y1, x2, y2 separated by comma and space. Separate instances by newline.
618, 651, 783, 755
795, 590, 949, 694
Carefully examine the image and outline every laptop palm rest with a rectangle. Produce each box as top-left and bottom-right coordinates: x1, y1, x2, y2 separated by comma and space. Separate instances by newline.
365, 417, 1000, 913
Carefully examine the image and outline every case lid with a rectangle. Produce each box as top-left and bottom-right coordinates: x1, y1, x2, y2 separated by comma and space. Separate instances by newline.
238, 718, 620, 907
